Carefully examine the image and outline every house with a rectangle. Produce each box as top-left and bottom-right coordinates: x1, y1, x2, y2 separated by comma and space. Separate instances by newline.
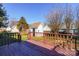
43, 25, 51, 32
6, 20, 19, 33
59, 22, 78, 34
0, 27, 6, 32
29, 22, 51, 36
30, 22, 43, 32
11, 25, 19, 32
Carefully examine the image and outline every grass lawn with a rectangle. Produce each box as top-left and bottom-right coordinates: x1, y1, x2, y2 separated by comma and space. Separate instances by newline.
33, 36, 44, 41
9, 31, 28, 41
21, 34, 28, 41
32, 36, 56, 45
10, 33, 28, 41
20, 31, 28, 41
9, 33, 28, 41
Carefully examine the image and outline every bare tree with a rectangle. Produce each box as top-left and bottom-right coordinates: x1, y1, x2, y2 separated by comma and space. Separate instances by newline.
63, 4, 73, 33
46, 9, 63, 33
75, 6, 79, 33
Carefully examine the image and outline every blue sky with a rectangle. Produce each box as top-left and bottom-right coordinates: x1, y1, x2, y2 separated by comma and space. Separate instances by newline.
3, 3, 78, 24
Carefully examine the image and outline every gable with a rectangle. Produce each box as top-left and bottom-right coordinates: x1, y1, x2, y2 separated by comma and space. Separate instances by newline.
43, 25, 51, 31
30, 22, 41, 29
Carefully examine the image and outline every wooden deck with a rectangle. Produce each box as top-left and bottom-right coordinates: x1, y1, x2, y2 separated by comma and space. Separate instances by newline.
0, 41, 64, 56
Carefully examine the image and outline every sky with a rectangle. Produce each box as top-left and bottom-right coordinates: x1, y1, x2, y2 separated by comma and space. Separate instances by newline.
3, 3, 79, 24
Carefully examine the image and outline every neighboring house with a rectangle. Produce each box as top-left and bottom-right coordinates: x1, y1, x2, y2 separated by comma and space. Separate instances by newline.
43, 25, 51, 32
0, 27, 6, 32
30, 22, 51, 32
11, 25, 19, 32
30, 22, 43, 33
6, 20, 19, 33
6, 26, 11, 32
29, 22, 51, 36
59, 22, 77, 34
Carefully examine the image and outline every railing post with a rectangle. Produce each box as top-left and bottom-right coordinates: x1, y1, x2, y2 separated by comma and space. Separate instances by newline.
62, 35, 64, 48
8, 33, 10, 45
2, 33, 3, 45
54, 33, 56, 46
68, 35, 71, 49
75, 36, 78, 55
59, 34, 62, 47
66, 35, 69, 49
29, 32, 32, 40
63, 35, 65, 48
52, 33, 55, 46
18, 33, 21, 42
70, 35, 73, 50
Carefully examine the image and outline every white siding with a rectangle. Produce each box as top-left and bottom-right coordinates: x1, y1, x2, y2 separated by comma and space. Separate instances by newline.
6, 27, 11, 31
35, 24, 44, 36
43, 25, 51, 31
36, 24, 44, 32
11, 26, 19, 32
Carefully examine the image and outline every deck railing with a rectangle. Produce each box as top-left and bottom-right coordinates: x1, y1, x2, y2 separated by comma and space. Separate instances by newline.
28, 32, 79, 51
0, 32, 21, 46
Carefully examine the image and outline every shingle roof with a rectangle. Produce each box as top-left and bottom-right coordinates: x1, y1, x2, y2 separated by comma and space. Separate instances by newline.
30, 22, 41, 29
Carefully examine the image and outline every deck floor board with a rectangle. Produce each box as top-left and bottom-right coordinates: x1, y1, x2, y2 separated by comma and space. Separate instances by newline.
0, 42, 46, 56
0, 42, 64, 56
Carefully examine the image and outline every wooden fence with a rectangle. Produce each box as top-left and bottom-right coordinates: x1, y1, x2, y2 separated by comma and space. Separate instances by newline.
28, 32, 79, 51
0, 32, 21, 46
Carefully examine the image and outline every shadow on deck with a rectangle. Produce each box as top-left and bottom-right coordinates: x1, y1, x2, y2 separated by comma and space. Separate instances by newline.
0, 41, 65, 56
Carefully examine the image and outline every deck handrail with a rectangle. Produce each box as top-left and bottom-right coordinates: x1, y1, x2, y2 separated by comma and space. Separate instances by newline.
0, 32, 21, 46
28, 32, 79, 52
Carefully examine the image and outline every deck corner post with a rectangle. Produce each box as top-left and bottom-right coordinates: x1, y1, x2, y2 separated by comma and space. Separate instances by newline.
18, 33, 21, 42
